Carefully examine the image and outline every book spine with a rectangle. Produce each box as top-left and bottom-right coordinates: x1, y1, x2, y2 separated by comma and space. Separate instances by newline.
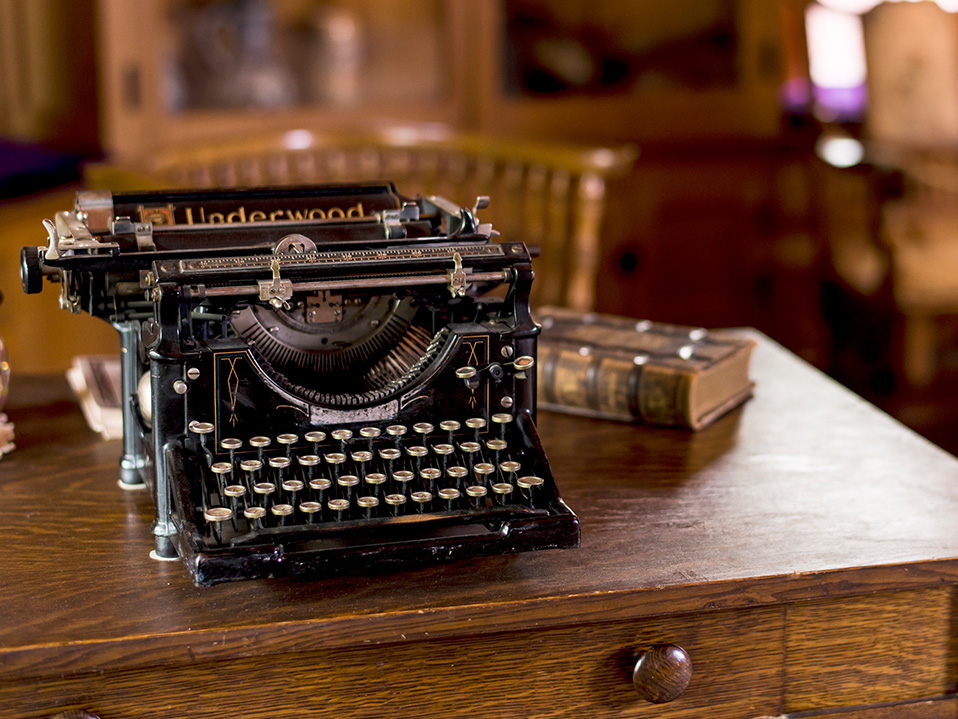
538, 344, 692, 427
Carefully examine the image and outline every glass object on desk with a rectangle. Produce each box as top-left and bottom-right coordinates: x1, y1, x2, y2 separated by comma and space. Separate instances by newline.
0, 332, 13, 458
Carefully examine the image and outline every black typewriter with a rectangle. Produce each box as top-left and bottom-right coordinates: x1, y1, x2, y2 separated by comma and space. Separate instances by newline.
20, 183, 579, 585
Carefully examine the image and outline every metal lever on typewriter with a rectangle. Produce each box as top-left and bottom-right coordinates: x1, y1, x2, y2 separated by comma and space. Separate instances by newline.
455, 355, 535, 388
258, 259, 293, 309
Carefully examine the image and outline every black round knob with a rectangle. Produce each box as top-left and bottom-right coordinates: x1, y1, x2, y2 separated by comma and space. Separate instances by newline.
21, 245, 44, 294
632, 643, 693, 703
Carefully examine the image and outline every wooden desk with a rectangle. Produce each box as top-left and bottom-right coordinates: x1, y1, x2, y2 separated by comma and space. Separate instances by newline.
3, 335, 958, 718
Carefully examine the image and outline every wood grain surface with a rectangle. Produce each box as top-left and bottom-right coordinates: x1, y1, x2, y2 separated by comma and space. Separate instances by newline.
3, 334, 958, 717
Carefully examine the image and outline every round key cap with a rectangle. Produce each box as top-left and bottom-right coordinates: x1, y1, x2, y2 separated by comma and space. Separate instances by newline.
243, 505, 266, 529
492, 482, 514, 505
277, 433, 298, 456
384, 493, 407, 515
438, 487, 461, 510
299, 501, 322, 522
357, 495, 380, 518
447, 465, 468, 488
328, 498, 350, 520
365, 472, 387, 495
204, 506, 233, 542
465, 484, 488, 508
253, 481, 276, 507
411, 491, 433, 512
517, 475, 546, 507
420, 467, 441, 491
270, 503, 294, 525
393, 470, 414, 495
474, 462, 495, 486
305, 430, 326, 455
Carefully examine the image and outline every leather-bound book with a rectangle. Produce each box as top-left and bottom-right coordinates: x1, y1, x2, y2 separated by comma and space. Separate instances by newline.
536, 307, 755, 430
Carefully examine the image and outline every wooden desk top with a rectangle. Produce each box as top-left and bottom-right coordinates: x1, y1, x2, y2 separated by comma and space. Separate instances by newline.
3, 333, 958, 717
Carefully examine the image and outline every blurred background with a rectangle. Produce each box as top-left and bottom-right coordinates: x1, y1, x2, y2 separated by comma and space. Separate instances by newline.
4, 0, 958, 452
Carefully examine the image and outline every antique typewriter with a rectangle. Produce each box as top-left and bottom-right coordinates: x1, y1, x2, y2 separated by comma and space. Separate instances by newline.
20, 183, 579, 585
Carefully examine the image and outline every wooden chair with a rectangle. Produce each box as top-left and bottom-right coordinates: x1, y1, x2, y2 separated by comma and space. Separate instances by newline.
89, 124, 636, 311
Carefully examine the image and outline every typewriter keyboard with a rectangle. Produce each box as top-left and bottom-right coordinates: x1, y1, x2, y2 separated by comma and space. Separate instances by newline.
183, 413, 559, 546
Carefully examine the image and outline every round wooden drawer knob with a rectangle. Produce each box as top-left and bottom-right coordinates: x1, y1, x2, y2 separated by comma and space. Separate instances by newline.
632, 643, 693, 703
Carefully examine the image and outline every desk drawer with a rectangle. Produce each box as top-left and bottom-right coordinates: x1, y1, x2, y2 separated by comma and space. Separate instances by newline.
5, 606, 782, 719
785, 585, 958, 712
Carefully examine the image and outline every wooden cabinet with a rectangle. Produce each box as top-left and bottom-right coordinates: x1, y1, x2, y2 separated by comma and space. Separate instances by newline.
97, 0, 472, 161
96, 0, 793, 158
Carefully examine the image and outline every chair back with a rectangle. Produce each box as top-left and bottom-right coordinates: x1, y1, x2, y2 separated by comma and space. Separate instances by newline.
90, 124, 636, 310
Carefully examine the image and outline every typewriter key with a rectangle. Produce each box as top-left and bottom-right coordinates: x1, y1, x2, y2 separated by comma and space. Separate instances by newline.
459, 441, 482, 471
491, 413, 513, 438
309, 477, 332, 508
243, 505, 266, 530
328, 498, 350, 521
413, 422, 434, 447
304, 431, 326, 455
439, 420, 461, 445
378, 447, 401, 477
277, 433, 298, 457
438, 487, 461, 511
420, 467, 441, 492
485, 439, 508, 466
220, 437, 242, 466
433, 443, 455, 474
392, 469, 414, 496
411, 490, 433, 513
240, 459, 263, 490
324, 452, 347, 483
517, 476, 545, 507
465, 417, 487, 442
338, 474, 360, 503
492, 482, 514, 505
386, 424, 408, 448
357, 495, 379, 518
299, 501, 322, 523
465, 484, 488, 508
249, 436, 271, 460
331, 428, 353, 453
447, 465, 468, 489
223, 484, 247, 530
350, 450, 373, 480
473, 462, 496, 487
297, 454, 321, 482
384, 493, 406, 515
269, 455, 291, 484
282, 479, 304, 507
253, 481, 276, 508
189, 421, 215, 465
211, 461, 233, 498
365, 472, 387, 496
500, 460, 521, 483
359, 426, 381, 451
406, 445, 428, 475
204, 506, 233, 543
270, 503, 294, 527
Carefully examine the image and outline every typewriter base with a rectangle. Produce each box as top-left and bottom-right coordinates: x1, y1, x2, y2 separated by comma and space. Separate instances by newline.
172, 504, 579, 585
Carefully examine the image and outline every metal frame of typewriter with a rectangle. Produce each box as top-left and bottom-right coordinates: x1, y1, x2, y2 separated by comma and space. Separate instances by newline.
21, 183, 579, 585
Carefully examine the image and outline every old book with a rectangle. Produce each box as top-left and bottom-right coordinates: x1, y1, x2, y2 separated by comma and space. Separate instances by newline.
536, 307, 755, 430
66, 355, 123, 440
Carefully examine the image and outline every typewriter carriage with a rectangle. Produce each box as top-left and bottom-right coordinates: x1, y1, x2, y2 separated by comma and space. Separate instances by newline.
22, 184, 579, 584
